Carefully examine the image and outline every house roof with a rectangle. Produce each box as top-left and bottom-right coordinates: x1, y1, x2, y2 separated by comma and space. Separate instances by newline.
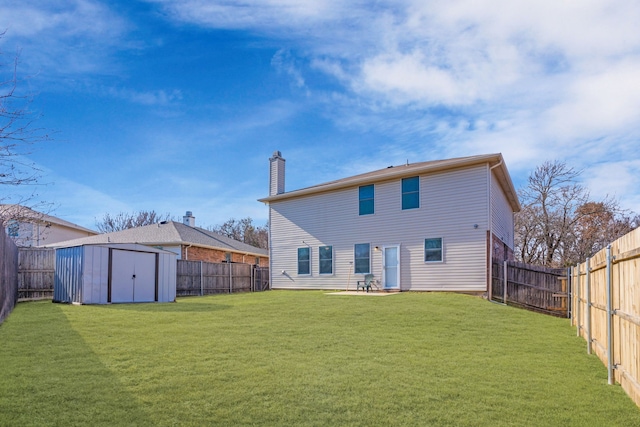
43, 221, 268, 256
0, 204, 98, 234
258, 153, 521, 212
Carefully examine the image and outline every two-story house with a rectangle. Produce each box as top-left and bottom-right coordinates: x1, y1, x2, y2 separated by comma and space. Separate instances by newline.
258, 152, 520, 292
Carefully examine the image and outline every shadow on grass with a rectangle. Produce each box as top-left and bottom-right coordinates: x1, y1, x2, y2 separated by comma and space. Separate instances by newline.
0, 302, 155, 426
91, 300, 232, 313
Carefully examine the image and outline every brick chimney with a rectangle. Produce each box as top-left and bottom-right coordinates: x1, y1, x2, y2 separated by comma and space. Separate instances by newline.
183, 211, 195, 227
269, 150, 285, 196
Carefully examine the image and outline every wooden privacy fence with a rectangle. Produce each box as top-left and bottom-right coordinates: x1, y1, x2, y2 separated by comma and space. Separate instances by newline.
18, 248, 55, 301
491, 260, 568, 317
176, 260, 269, 296
572, 226, 640, 408
14, 250, 269, 300
0, 226, 19, 324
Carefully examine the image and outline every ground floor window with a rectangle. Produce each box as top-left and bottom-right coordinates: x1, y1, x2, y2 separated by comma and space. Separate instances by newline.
298, 247, 310, 275
354, 243, 370, 274
319, 245, 333, 274
424, 238, 443, 262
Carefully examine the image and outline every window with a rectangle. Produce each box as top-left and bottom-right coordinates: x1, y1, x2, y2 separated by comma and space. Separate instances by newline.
319, 245, 333, 275
298, 248, 310, 275
425, 238, 443, 262
225, 252, 232, 263
354, 243, 370, 274
402, 176, 420, 210
359, 185, 374, 215
7, 220, 19, 238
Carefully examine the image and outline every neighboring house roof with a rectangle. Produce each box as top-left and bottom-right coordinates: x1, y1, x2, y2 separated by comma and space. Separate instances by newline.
44, 221, 268, 256
0, 204, 98, 234
258, 153, 521, 212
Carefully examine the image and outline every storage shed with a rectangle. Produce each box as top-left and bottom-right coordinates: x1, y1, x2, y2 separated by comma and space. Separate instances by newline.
54, 243, 176, 304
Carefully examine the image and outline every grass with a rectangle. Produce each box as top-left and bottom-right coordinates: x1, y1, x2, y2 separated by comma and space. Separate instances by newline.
1, 291, 639, 426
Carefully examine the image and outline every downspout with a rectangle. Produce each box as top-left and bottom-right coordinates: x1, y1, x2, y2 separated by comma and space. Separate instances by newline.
184, 243, 193, 260
267, 204, 273, 290
488, 159, 504, 304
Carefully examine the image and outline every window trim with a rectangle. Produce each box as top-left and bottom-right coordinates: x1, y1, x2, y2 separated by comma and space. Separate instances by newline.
402, 176, 420, 210
297, 247, 311, 276
319, 245, 333, 275
354, 243, 371, 274
424, 237, 444, 263
359, 184, 375, 216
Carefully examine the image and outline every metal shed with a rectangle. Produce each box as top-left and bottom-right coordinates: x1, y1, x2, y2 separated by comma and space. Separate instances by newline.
54, 243, 176, 304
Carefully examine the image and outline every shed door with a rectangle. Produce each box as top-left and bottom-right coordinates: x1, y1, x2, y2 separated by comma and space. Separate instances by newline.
110, 250, 157, 303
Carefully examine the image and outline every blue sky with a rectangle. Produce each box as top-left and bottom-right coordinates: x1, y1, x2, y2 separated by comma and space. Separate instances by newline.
2, 0, 640, 230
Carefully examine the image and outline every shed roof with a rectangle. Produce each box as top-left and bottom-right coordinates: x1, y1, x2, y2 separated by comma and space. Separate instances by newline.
258, 153, 521, 212
45, 221, 268, 256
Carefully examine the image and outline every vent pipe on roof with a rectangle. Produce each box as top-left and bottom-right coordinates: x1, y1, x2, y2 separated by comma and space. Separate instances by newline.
269, 151, 285, 196
183, 211, 195, 227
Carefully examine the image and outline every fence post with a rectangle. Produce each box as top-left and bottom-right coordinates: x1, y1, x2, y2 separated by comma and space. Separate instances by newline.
586, 257, 592, 355
568, 267, 572, 322
606, 245, 614, 385
503, 260, 508, 304
229, 263, 233, 294
576, 263, 581, 337
200, 261, 203, 296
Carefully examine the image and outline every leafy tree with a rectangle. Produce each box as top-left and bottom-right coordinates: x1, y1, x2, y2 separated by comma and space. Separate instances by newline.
95, 210, 173, 233
570, 202, 639, 261
209, 217, 268, 249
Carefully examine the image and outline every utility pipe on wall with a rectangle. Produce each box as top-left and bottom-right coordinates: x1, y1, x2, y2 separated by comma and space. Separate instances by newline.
488, 159, 503, 302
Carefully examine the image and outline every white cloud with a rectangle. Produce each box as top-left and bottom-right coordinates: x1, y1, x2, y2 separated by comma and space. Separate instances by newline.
543, 59, 640, 140
1, 0, 129, 77
107, 87, 184, 106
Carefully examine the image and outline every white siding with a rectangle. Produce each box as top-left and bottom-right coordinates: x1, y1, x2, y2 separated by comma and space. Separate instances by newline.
270, 165, 491, 291
491, 170, 514, 248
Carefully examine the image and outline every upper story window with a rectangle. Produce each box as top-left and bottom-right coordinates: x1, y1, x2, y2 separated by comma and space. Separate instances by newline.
7, 220, 19, 238
425, 238, 443, 262
298, 247, 310, 275
354, 243, 370, 274
319, 245, 333, 275
402, 176, 420, 210
359, 185, 374, 215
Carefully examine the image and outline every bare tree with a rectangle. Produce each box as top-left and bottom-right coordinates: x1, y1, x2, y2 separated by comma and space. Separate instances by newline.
95, 210, 173, 233
1, 34, 49, 198
515, 160, 633, 267
209, 217, 268, 249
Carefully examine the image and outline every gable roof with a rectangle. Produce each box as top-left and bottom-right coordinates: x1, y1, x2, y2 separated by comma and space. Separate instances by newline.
258, 153, 521, 212
0, 204, 98, 234
43, 221, 268, 256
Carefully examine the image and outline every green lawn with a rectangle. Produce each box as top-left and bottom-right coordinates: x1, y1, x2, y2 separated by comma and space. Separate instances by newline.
1, 291, 638, 426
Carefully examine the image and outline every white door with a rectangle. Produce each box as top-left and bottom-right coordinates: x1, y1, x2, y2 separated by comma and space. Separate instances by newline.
110, 250, 157, 303
383, 245, 400, 289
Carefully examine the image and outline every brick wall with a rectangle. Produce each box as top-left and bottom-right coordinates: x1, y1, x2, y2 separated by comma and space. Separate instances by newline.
492, 233, 514, 262
182, 245, 268, 266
